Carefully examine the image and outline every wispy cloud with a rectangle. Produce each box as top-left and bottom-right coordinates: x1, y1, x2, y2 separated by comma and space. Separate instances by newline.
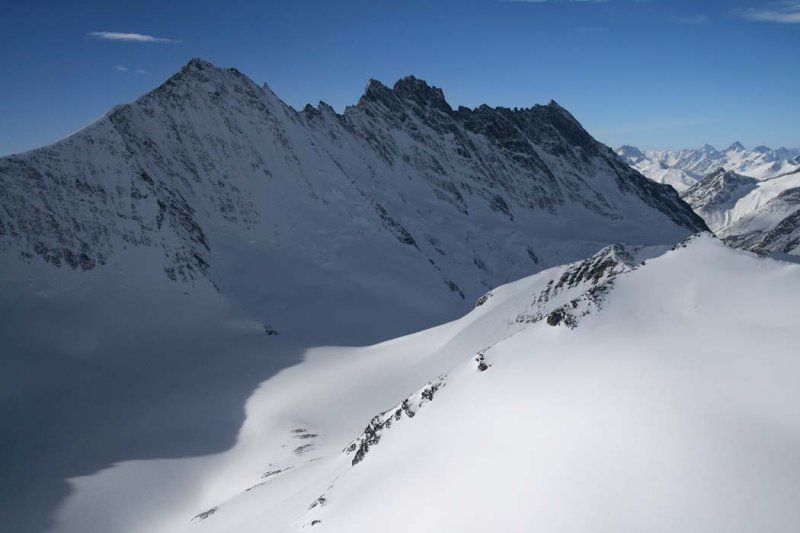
736, 2, 800, 23
89, 31, 178, 43
114, 65, 147, 75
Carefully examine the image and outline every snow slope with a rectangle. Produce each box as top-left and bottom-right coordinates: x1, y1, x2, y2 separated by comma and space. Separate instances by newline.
0, 59, 707, 532
617, 143, 800, 191
50, 235, 800, 533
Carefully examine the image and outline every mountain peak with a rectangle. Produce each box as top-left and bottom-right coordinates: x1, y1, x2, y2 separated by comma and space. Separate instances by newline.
709, 166, 729, 177
184, 57, 217, 71
701, 143, 718, 153
359, 78, 394, 106
358, 76, 452, 113
392, 75, 452, 112
727, 141, 745, 152
159, 57, 236, 91
364, 78, 388, 93
616, 145, 646, 161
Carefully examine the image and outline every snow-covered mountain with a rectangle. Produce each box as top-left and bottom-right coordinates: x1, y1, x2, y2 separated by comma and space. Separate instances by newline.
617, 143, 800, 192
0, 59, 707, 532
0, 58, 706, 332
680, 167, 760, 229
50, 234, 800, 533
681, 167, 800, 256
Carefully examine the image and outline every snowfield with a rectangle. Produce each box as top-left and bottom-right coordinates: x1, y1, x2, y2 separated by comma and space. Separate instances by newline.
51, 235, 800, 533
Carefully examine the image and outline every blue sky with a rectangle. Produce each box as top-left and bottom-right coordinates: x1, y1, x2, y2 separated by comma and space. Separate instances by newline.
0, 0, 798, 156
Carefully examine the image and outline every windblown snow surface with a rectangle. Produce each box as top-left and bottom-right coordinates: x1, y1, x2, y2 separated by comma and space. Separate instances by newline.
50, 235, 800, 533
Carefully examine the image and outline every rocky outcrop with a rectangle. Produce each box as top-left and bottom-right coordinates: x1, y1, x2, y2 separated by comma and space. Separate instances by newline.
344, 377, 445, 466
512, 244, 639, 327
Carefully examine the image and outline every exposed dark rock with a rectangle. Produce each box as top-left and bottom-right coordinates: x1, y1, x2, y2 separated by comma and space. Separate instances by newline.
474, 352, 490, 372
373, 202, 417, 247
546, 308, 568, 327
308, 495, 327, 510
445, 280, 465, 299
261, 466, 294, 479
474, 291, 492, 307
192, 507, 218, 521
345, 377, 445, 466
489, 194, 513, 220
293, 444, 313, 455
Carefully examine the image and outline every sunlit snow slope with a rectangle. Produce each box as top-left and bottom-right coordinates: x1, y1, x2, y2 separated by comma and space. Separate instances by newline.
52, 235, 800, 533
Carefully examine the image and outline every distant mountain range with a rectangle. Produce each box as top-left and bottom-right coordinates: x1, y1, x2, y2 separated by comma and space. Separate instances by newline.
617, 143, 800, 257
617, 143, 800, 192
